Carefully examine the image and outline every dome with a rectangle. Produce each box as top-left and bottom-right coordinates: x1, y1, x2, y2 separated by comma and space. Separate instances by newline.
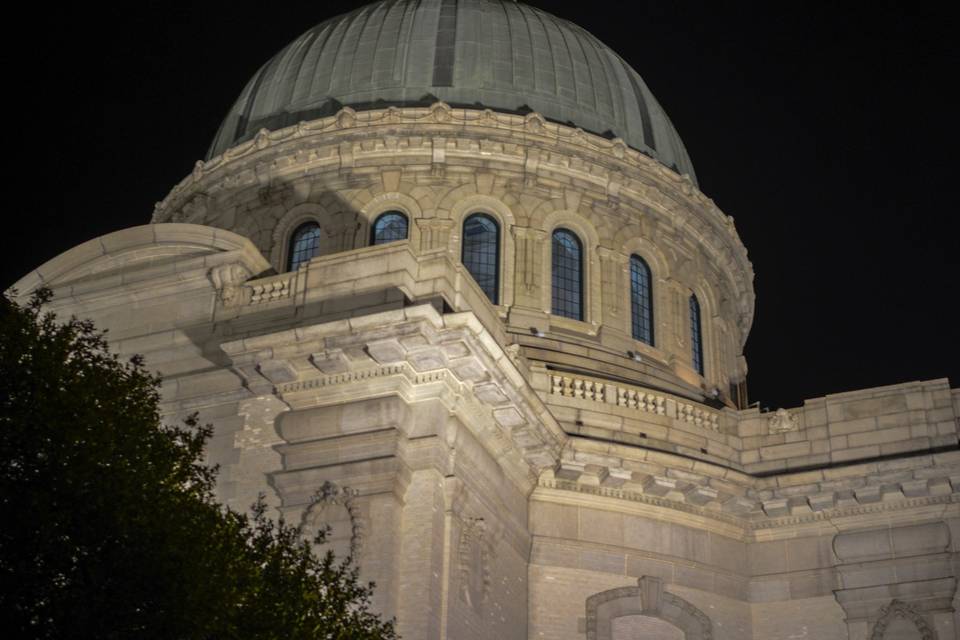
207, 0, 697, 182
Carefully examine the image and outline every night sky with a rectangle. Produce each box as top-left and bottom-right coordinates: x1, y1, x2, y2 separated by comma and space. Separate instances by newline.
9, 1, 958, 409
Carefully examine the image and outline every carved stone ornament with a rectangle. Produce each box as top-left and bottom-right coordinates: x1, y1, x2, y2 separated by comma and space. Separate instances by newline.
585, 576, 713, 640
254, 128, 271, 150
430, 101, 452, 123
335, 107, 356, 129
457, 517, 491, 612
208, 263, 251, 307
869, 600, 936, 640
176, 193, 209, 223
524, 111, 545, 133
768, 408, 799, 434
298, 480, 363, 560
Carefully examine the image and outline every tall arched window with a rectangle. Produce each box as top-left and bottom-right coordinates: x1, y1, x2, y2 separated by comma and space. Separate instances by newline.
370, 211, 408, 245
690, 294, 705, 376
552, 229, 584, 321
288, 221, 322, 271
630, 255, 654, 345
461, 213, 500, 304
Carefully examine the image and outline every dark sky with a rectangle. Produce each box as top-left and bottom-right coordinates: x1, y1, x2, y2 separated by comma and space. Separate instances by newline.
8, 1, 958, 409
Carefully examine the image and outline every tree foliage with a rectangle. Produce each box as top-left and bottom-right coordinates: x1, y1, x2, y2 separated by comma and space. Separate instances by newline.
0, 290, 397, 640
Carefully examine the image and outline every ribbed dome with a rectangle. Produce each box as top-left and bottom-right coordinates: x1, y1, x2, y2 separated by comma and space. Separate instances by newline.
208, 0, 696, 182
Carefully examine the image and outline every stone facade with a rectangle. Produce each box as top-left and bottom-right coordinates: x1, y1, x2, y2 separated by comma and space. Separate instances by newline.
11, 4, 959, 637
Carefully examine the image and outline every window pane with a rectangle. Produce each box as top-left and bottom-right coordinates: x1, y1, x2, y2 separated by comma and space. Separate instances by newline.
462, 213, 500, 304
371, 211, 408, 245
552, 229, 583, 320
288, 222, 321, 271
690, 294, 704, 376
630, 255, 654, 345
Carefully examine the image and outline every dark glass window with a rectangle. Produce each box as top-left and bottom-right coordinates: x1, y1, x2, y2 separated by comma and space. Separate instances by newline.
630, 255, 654, 345
552, 229, 584, 320
462, 213, 500, 304
690, 294, 705, 376
370, 211, 408, 245
288, 222, 321, 271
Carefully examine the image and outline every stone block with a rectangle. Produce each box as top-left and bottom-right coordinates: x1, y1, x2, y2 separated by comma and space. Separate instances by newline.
759, 441, 811, 460
722, 496, 756, 515
472, 382, 509, 405
847, 425, 911, 448
804, 406, 828, 427
310, 350, 349, 373
879, 437, 932, 456
786, 536, 833, 572
641, 475, 677, 496
828, 417, 877, 436
530, 542, 579, 569
579, 549, 625, 574
748, 578, 790, 602
623, 517, 670, 556
406, 347, 447, 371
853, 486, 882, 503
674, 563, 715, 592
256, 358, 298, 383
786, 571, 836, 599
579, 508, 623, 546
365, 338, 405, 364
761, 498, 790, 517
808, 492, 836, 511
492, 407, 525, 428
749, 540, 788, 575
683, 485, 718, 505
831, 445, 880, 463
625, 556, 675, 582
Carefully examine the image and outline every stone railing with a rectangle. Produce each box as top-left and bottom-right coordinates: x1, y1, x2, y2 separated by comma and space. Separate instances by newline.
549, 374, 719, 432
249, 272, 295, 304
676, 401, 719, 431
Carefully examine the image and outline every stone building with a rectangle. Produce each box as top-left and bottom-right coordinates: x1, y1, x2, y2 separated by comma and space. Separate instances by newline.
12, 1, 959, 638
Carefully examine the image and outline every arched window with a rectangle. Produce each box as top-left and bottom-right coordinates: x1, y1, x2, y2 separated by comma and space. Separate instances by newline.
690, 294, 705, 376
461, 213, 500, 304
630, 255, 654, 346
552, 229, 584, 321
370, 211, 408, 245
288, 221, 322, 271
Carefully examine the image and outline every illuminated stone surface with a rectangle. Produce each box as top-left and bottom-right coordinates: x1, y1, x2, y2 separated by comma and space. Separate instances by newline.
12, 2, 959, 638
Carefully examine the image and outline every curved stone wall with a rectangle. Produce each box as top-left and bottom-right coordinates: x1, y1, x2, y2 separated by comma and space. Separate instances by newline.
154, 103, 755, 403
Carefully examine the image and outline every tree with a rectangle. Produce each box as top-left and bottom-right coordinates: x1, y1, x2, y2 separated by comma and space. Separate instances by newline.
0, 289, 397, 640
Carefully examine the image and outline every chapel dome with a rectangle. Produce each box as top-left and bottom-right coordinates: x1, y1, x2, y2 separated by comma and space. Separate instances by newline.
207, 0, 697, 182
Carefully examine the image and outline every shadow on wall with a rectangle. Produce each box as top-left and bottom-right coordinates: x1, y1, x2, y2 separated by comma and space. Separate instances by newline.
167, 174, 395, 275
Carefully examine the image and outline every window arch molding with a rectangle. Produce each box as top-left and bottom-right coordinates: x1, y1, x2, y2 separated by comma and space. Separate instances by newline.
689, 280, 718, 381
369, 211, 410, 245
551, 228, 585, 321
539, 211, 601, 329
461, 213, 501, 304
448, 194, 517, 309
358, 192, 423, 249
271, 203, 333, 272
620, 238, 668, 348
629, 254, 655, 346
585, 576, 713, 640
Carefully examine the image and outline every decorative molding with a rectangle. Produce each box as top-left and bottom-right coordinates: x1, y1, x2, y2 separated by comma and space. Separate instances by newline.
585, 576, 713, 640
152, 102, 755, 346
549, 373, 719, 432
768, 408, 800, 434
540, 476, 959, 534
457, 517, 492, 612
869, 599, 936, 640
208, 263, 251, 307
299, 480, 364, 560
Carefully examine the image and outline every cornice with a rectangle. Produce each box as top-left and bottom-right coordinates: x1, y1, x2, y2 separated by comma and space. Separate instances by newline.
153, 103, 755, 342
